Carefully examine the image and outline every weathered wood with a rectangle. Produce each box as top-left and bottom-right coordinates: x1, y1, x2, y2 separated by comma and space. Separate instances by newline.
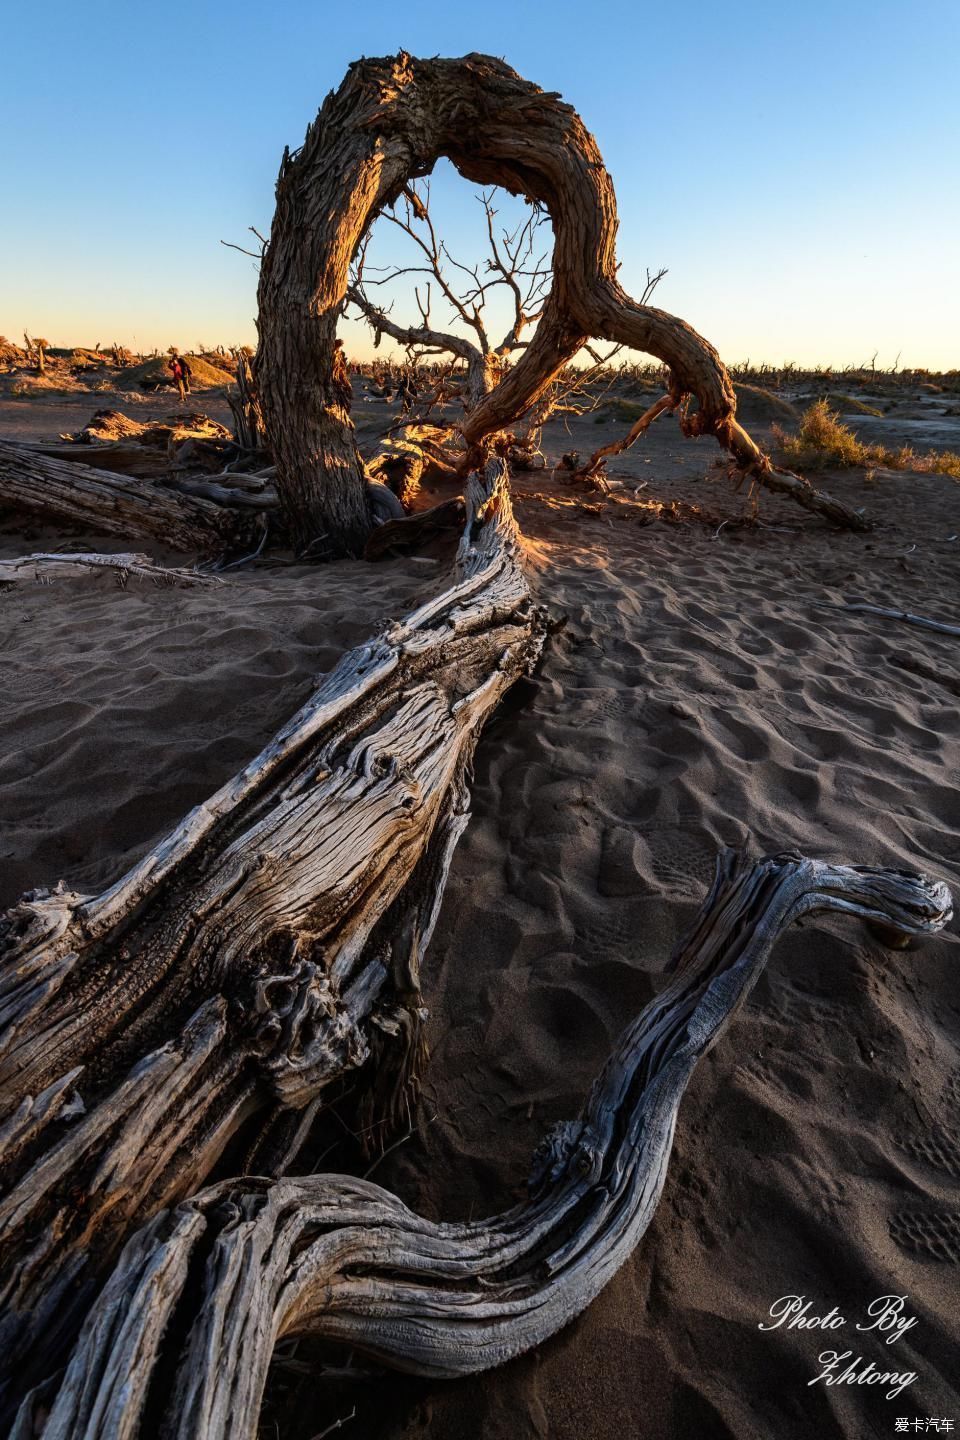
0, 439, 253, 555
227, 351, 266, 451
365, 424, 462, 510
0, 460, 544, 1413
364, 497, 466, 559
0, 552, 220, 587
22, 852, 950, 1439
30, 442, 176, 478
0, 51, 912, 1434
815, 599, 960, 636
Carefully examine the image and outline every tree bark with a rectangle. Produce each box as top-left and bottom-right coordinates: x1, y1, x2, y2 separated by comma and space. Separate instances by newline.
227, 351, 266, 451
0, 49, 900, 1434
0, 440, 254, 555
17, 853, 950, 1439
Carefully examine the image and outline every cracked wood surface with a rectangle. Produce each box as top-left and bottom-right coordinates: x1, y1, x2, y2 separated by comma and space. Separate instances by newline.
17, 853, 950, 1440
0, 460, 544, 1413
0, 439, 253, 556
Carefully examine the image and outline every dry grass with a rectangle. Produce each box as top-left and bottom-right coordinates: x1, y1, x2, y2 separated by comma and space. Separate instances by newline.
775, 399, 960, 480
819, 393, 884, 417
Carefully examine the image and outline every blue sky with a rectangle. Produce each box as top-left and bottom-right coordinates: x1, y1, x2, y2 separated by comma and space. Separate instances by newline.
2, 0, 958, 367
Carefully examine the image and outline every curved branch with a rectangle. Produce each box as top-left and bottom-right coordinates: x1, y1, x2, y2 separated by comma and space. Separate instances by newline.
27, 853, 951, 1439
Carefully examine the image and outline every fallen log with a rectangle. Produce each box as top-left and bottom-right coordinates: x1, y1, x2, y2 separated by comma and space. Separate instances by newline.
20, 851, 951, 1439
31, 443, 175, 478
364, 497, 467, 559
365, 424, 463, 509
0, 552, 220, 587
0, 459, 544, 1413
166, 476, 279, 509
0, 49, 919, 1434
0, 439, 254, 555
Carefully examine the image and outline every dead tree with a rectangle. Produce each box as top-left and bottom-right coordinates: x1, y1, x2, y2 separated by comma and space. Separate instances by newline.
24, 333, 48, 376
256, 53, 866, 556
353, 209, 672, 479
228, 347, 266, 451
347, 182, 554, 410
0, 51, 893, 1433
0, 459, 544, 1413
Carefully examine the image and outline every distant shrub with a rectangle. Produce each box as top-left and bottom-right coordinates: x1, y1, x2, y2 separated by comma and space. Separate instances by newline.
775, 399, 960, 480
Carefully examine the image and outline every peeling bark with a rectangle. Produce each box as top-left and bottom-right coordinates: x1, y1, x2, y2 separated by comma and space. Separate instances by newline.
365, 424, 461, 509
20, 854, 951, 1440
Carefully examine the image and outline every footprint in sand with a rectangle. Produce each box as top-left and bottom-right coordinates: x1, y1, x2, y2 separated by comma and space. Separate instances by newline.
889, 1210, 960, 1262
890, 1066, 960, 1261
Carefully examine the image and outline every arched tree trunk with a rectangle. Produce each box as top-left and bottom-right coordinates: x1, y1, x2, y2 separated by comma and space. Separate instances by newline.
256, 53, 864, 552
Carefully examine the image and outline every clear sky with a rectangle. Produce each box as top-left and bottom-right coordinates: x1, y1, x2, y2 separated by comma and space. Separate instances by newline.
3, 0, 958, 369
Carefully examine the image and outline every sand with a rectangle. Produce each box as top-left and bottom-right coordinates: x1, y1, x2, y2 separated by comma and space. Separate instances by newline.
1, 390, 958, 1438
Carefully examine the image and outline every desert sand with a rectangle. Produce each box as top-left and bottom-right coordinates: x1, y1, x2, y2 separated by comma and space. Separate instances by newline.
1, 376, 958, 1438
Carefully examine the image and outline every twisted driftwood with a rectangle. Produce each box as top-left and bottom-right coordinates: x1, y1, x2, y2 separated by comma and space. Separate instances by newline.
0, 460, 544, 1413
814, 599, 960, 637
18, 853, 951, 1439
257, 52, 866, 555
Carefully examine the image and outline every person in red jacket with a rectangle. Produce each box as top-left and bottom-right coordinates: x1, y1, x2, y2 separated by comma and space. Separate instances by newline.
168, 349, 192, 401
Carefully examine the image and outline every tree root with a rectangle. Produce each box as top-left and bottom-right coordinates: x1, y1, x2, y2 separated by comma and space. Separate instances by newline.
20, 852, 950, 1439
815, 599, 960, 636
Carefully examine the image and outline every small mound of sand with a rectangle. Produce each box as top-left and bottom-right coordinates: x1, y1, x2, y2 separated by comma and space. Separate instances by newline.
732, 383, 799, 428
66, 408, 148, 442
117, 354, 235, 392
793, 391, 885, 417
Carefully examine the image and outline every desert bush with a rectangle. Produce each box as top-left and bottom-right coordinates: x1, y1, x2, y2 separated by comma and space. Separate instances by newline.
775, 399, 960, 479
